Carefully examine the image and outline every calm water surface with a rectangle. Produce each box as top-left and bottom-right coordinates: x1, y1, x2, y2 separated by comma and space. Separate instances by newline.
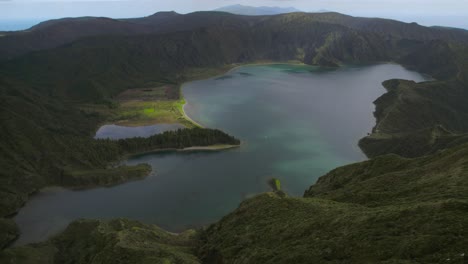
14, 64, 429, 245
95, 124, 184, 140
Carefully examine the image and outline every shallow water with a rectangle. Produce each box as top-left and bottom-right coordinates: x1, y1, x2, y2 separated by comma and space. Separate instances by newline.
94, 124, 184, 140
14, 63, 430, 245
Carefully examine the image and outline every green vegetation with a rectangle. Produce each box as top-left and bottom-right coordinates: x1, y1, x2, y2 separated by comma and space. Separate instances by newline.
0, 28, 243, 247
2, 11, 467, 61
3, 143, 468, 263
1, 10, 468, 263
268, 178, 281, 191
199, 194, 467, 263
117, 128, 241, 154
360, 78, 468, 158
108, 99, 195, 127
0, 219, 18, 249
96, 84, 200, 127
0, 219, 201, 264
198, 144, 468, 263
61, 164, 152, 189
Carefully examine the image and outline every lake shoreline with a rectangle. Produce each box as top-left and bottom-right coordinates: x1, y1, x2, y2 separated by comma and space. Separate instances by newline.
178, 60, 307, 128
93, 61, 314, 130
11, 62, 426, 248
127, 144, 240, 158
180, 99, 204, 128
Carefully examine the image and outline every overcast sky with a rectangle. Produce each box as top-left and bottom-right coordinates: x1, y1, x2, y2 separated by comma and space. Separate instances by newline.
1, 0, 467, 29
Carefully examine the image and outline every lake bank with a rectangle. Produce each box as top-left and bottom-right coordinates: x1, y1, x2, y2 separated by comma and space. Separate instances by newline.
126, 144, 241, 158
91, 61, 306, 131
12, 63, 430, 246
95, 124, 185, 140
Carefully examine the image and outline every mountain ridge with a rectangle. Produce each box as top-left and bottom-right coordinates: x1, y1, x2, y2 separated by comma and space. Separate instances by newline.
1, 11, 468, 61
215, 4, 301, 16
0, 11, 467, 262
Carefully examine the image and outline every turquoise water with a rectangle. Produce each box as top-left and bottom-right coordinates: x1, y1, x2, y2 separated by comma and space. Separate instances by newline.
13, 63, 429, 245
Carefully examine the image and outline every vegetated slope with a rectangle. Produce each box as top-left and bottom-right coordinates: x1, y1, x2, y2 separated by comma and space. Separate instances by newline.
285, 12, 468, 43
1, 11, 468, 61
359, 79, 468, 157
0, 59, 239, 247
0, 76, 114, 248
1, 11, 468, 258
3, 12, 468, 158
359, 43, 468, 158
2, 144, 467, 263
1, 21, 390, 102
8, 12, 461, 103
198, 144, 468, 263
0, 74, 239, 246
0, 17, 154, 61
2, 12, 467, 102
0, 11, 261, 61
0, 219, 201, 264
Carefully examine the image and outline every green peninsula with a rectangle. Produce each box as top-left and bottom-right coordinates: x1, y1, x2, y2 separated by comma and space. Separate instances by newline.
0, 10, 468, 263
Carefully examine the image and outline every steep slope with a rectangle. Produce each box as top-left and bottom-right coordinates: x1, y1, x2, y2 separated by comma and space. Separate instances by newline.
0, 73, 239, 248
0, 74, 239, 244
359, 79, 468, 157
358, 42, 468, 158
3, 143, 467, 263
2, 11, 468, 61
1, 21, 390, 102
1, 11, 468, 258
124, 11, 259, 34
0, 11, 257, 61
0, 219, 201, 264
0, 14, 399, 249
198, 144, 468, 263
277, 12, 468, 43
0, 17, 154, 61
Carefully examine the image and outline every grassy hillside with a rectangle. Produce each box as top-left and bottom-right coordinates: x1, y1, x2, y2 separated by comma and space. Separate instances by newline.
1, 11, 468, 61
2, 12, 467, 102
2, 143, 467, 263
0, 11, 258, 61
2, 12, 467, 164
287, 12, 468, 43
359, 42, 468, 158
0, 219, 201, 264
0, 74, 239, 247
1, 11, 468, 261
0, 20, 385, 101
198, 144, 468, 263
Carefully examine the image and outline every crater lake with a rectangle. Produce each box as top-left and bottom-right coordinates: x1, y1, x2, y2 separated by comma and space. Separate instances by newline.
14, 63, 430, 245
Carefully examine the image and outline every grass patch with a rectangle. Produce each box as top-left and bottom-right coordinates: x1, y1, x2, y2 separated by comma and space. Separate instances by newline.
115, 99, 197, 127
78, 83, 202, 127
80, 63, 303, 129
268, 178, 281, 191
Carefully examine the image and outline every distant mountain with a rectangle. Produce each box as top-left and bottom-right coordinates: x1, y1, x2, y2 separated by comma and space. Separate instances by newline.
1, 10, 468, 260
0, 11, 256, 60
2, 11, 468, 61
215, 4, 301, 16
